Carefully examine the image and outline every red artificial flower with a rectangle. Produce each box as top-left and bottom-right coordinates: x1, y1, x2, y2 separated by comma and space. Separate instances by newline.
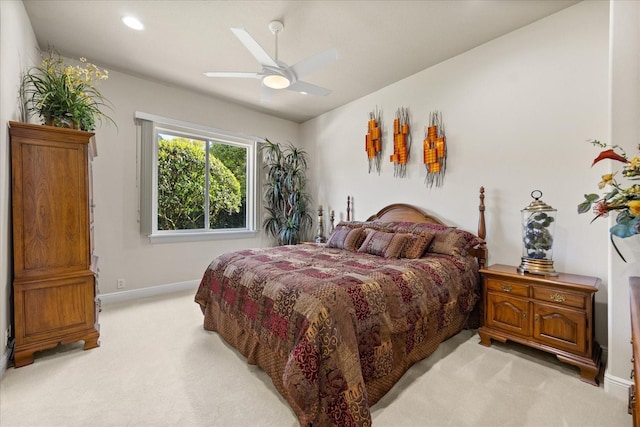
592, 149, 628, 167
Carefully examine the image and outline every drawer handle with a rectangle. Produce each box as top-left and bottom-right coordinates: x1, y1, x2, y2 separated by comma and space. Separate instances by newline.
550, 293, 566, 303
534, 314, 540, 322
501, 284, 513, 292
523, 312, 527, 319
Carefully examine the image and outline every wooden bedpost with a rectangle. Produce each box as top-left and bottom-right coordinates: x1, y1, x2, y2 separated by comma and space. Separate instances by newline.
478, 186, 486, 240
347, 196, 351, 221
476, 186, 487, 268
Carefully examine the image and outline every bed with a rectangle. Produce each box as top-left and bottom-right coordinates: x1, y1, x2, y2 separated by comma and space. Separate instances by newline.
195, 188, 487, 426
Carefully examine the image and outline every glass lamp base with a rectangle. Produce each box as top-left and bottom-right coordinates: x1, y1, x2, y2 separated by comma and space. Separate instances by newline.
517, 257, 558, 276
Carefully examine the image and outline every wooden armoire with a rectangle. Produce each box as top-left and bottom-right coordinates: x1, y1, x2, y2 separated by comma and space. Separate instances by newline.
9, 121, 100, 367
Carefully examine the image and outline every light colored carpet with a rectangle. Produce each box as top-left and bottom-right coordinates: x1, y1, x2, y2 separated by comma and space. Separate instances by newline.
0, 288, 630, 427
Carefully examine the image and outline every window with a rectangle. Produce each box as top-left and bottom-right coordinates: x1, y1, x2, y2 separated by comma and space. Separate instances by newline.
135, 112, 259, 243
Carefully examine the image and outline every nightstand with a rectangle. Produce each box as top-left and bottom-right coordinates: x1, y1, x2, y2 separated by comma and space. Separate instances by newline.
478, 264, 601, 385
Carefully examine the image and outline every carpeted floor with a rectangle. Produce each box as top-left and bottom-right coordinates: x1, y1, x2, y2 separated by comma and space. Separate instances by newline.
0, 288, 630, 426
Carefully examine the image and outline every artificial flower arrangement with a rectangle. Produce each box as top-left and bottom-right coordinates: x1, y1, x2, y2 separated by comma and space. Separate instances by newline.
20, 49, 114, 132
578, 140, 640, 260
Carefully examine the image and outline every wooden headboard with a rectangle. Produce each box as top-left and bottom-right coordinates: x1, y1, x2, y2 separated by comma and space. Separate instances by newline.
366, 203, 447, 225
355, 187, 488, 267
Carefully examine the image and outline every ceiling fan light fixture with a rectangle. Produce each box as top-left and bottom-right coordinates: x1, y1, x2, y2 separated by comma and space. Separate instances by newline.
122, 16, 144, 30
263, 74, 290, 89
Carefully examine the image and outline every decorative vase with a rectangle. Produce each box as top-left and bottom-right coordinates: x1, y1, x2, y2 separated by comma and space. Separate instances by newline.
45, 117, 80, 130
518, 190, 558, 276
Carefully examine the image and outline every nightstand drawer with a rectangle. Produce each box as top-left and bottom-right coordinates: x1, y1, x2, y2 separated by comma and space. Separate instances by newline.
533, 286, 585, 309
486, 278, 529, 297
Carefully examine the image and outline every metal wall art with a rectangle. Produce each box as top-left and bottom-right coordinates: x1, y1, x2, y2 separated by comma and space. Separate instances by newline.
390, 107, 410, 178
365, 107, 382, 174
423, 111, 447, 187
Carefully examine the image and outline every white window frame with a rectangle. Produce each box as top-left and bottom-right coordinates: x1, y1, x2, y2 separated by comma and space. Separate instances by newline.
135, 112, 261, 243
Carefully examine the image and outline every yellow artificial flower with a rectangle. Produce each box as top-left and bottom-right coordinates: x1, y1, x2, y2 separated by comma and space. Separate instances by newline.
624, 156, 640, 178
21, 50, 114, 131
598, 172, 616, 189
628, 200, 640, 216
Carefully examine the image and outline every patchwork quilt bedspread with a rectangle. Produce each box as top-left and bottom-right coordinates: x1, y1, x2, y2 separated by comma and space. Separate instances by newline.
195, 244, 479, 426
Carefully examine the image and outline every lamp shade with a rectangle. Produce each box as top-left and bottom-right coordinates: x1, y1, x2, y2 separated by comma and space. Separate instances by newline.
517, 190, 558, 276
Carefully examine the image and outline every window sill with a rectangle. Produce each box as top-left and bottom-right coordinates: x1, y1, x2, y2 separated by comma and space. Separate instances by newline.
148, 229, 258, 244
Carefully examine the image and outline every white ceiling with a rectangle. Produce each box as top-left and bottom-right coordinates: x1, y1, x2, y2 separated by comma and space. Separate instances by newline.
23, 0, 580, 123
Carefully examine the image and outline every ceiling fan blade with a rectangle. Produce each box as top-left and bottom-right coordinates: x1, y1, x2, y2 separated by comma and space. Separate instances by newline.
230, 27, 278, 68
287, 80, 331, 96
260, 83, 275, 104
204, 71, 262, 78
290, 48, 338, 80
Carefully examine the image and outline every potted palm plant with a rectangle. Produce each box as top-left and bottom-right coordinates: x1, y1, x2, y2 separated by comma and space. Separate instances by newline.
20, 49, 114, 131
262, 138, 312, 245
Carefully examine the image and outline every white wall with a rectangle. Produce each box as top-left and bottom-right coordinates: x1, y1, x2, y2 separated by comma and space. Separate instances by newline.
302, 0, 612, 376
90, 69, 300, 295
606, 0, 640, 397
0, 0, 38, 372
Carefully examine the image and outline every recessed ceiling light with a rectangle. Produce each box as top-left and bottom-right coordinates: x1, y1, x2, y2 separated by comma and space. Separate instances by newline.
122, 16, 144, 31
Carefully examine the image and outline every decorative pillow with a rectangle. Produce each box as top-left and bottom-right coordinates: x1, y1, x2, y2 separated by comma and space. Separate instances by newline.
428, 228, 484, 256
326, 225, 366, 251
379, 221, 418, 229
357, 229, 409, 258
335, 220, 367, 229
401, 232, 436, 259
405, 222, 450, 233
362, 222, 393, 233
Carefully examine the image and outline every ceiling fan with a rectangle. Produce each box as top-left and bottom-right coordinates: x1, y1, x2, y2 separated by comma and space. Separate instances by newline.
204, 20, 338, 98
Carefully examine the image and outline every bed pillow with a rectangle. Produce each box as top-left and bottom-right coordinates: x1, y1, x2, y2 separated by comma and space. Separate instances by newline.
402, 222, 450, 234
326, 225, 366, 251
401, 232, 436, 259
357, 229, 409, 258
428, 228, 484, 256
334, 221, 360, 229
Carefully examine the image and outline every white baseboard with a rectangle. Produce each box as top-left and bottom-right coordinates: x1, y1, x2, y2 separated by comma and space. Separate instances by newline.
600, 346, 631, 401
98, 280, 199, 305
0, 281, 199, 377
604, 371, 632, 401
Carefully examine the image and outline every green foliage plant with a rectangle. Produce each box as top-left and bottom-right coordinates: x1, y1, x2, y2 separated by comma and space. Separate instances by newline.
209, 143, 248, 228
262, 138, 312, 245
157, 138, 241, 230
20, 49, 115, 131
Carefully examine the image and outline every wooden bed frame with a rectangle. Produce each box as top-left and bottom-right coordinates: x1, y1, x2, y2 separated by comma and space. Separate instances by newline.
356, 186, 487, 267
197, 187, 488, 426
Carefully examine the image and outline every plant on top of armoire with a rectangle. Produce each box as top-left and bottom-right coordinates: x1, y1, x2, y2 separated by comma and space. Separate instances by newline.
262, 138, 312, 245
19, 49, 115, 131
